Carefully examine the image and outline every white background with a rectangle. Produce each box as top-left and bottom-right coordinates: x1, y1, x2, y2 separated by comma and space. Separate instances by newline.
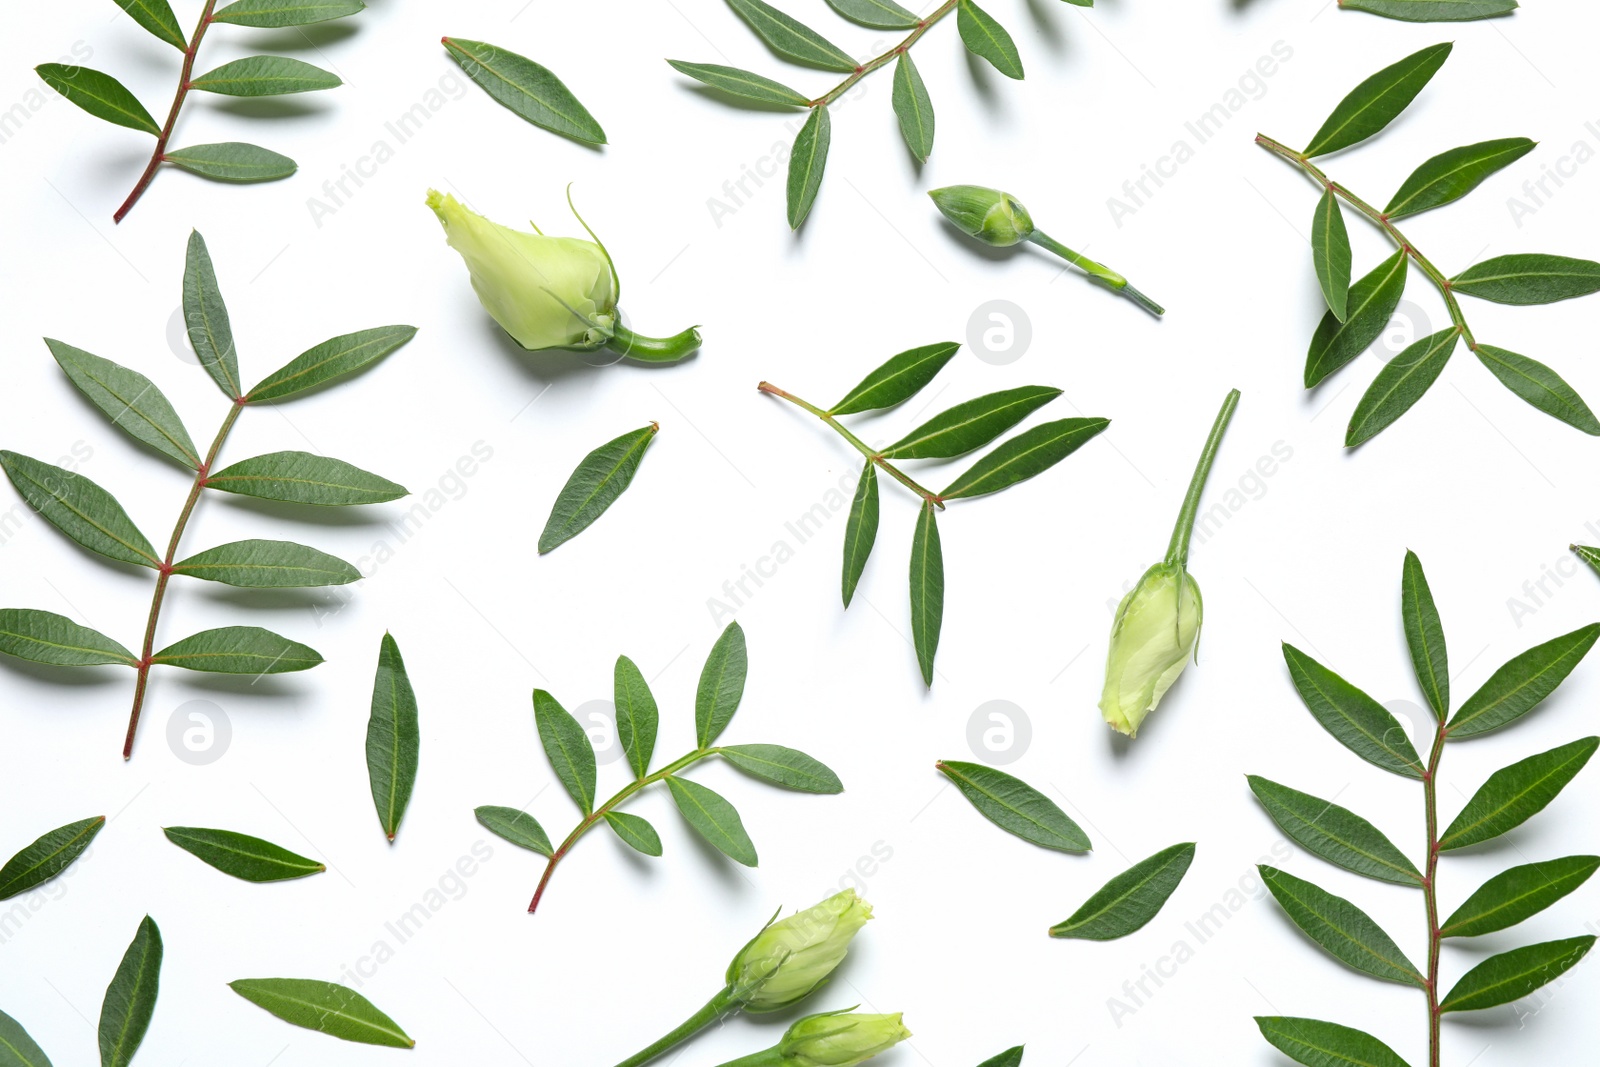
2, 1, 1599, 1064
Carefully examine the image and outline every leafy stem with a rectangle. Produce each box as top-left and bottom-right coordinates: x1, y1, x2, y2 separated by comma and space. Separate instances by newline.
114, 0, 219, 224
1421, 720, 1447, 1067
1165, 388, 1240, 569
810, 0, 958, 107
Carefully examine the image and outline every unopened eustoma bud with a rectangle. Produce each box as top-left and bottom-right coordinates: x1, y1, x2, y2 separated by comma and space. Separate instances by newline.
713, 1010, 911, 1067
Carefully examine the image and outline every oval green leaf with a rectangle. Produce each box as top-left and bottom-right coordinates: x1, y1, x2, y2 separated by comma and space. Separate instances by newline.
1386, 137, 1535, 218
151, 626, 322, 674
604, 811, 663, 857
212, 0, 366, 27
1259, 865, 1423, 985
829, 341, 962, 415
45, 339, 200, 468
1345, 326, 1458, 447
162, 827, 323, 882
1247, 776, 1421, 885
164, 142, 297, 183
723, 744, 844, 793
0, 1007, 53, 1067
443, 38, 606, 144
665, 60, 809, 107
172, 539, 360, 588
941, 417, 1109, 500
474, 806, 551, 856
35, 65, 158, 135
0, 816, 105, 900
367, 634, 419, 842
824, 0, 919, 28
696, 621, 748, 748
726, 0, 858, 71
666, 776, 758, 866
1340, 0, 1518, 21
183, 231, 242, 398
1254, 1016, 1412, 1067
1305, 248, 1408, 388
99, 917, 161, 1067
787, 105, 831, 230
539, 423, 657, 554
1439, 737, 1598, 850
207, 451, 406, 506
1441, 855, 1600, 938
910, 500, 944, 688
228, 979, 414, 1048
115, 0, 187, 49
190, 56, 342, 97
0, 610, 136, 668
1447, 624, 1599, 738
891, 52, 934, 162
1474, 345, 1600, 435
247, 325, 415, 402
1311, 189, 1352, 321
882, 386, 1061, 460
1050, 843, 1195, 940
937, 760, 1089, 853
534, 688, 596, 815
1440, 936, 1595, 1013
614, 655, 659, 779
1401, 550, 1449, 721
1451, 253, 1600, 305
1282, 643, 1424, 777
841, 463, 879, 608
0, 451, 158, 568
957, 0, 1024, 79
1303, 42, 1452, 157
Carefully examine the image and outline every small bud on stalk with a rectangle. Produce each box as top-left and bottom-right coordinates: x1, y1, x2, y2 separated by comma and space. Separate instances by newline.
712, 1010, 912, 1067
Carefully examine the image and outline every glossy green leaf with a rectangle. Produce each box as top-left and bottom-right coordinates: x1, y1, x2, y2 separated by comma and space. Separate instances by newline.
443, 38, 606, 144
1577, 545, 1600, 577
538, 424, 657, 554
883, 386, 1060, 459
35, 66, 158, 135
696, 621, 748, 748
474, 806, 551, 856
723, 744, 844, 793
1447, 624, 1599, 738
1452, 254, 1600, 305
824, 0, 918, 28
1259, 865, 1423, 985
1440, 937, 1595, 1013
1311, 190, 1352, 321
604, 811, 663, 857
1282, 643, 1424, 777
247, 326, 415, 402
666, 776, 758, 866
1345, 326, 1458, 446
99, 916, 161, 1067
957, 0, 1024, 79
46, 339, 199, 468
0, 452, 158, 568
841, 463, 879, 608
190, 56, 341, 97
891, 53, 934, 162
665, 61, 809, 107
1303, 43, 1452, 157
1475, 345, 1600, 435
1439, 737, 1597, 850
0, 816, 105, 900
206, 451, 406, 506
1400, 550, 1449, 721
534, 689, 596, 815
1386, 138, 1535, 218
937, 760, 1090, 852
212, 0, 366, 27
165, 142, 297, 183
974, 1048, 1024, 1067
829, 342, 962, 415
0, 610, 135, 667
726, 0, 857, 71
172, 539, 359, 588
114, 0, 187, 50
183, 231, 241, 399
0, 1007, 53, 1067
1254, 1017, 1412, 1067
367, 634, 419, 842
228, 979, 414, 1048
1305, 249, 1408, 388
151, 626, 322, 674
1341, 0, 1518, 21
1247, 776, 1421, 885
941, 417, 1109, 500
162, 827, 323, 882
1441, 855, 1600, 937
787, 105, 830, 230
614, 655, 659, 779
910, 500, 944, 688
1050, 843, 1195, 940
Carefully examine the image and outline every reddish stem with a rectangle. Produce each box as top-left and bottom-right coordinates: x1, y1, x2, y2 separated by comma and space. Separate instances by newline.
113, 0, 218, 224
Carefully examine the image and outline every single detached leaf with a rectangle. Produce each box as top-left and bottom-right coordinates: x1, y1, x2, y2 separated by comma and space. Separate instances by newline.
190, 56, 342, 97
1578, 545, 1600, 577
696, 621, 748, 748
1475, 345, 1600, 435
1254, 1017, 1412, 1067
973, 1048, 1024, 1067
46, 339, 199, 468
474, 806, 551, 856
824, 0, 919, 28
910, 500, 944, 688
228, 979, 414, 1048
0, 452, 158, 568
1451, 254, 1600, 305
207, 451, 406, 506
841, 463, 879, 608
1311, 189, 1353, 321
152, 626, 322, 674
114, 0, 187, 50
604, 811, 663, 857
534, 689, 597, 815
1386, 137, 1535, 218
99, 916, 161, 1067
1345, 326, 1458, 446
614, 655, 659, 779
248, 326, 416, 402
367, 634, 420, 842
787, 105, 830, 230
165, 142, 297, 183
0, 1007, 53, 1067
0, 816, 105, 900
1440, 936, 1595, 1013
538, 424, 657, 554
182, 231, 241, 397
1401, 550, 1449, 721
726, 0, 857, 71
937, 760, 1090, 853
1303, 42, 1452, 157
829, 341, 962, 415
666, 61, 809, 107
1259, 865, 1423, 985
1441, 855, 1600, 937
212, 0, 366, 28
1247, 776, 1421, 885
162, 827, 323, 882
883, 386, 1061, 460
723, 744, 844, 793
1305, 249, 1408, 388
957, 0, 1024, 79
891, 52, 934, 162
666, 776, 758, 866
172, 540, 359, 588
1341, 0, 1519, 21
1447, 624, 1599, 738
35, 66, 158, 135
1282, 643, 1424, 777
1439, 737, 1598, 850
941, 418, 1108, 500
1050, 843, 1195, 940
0, 610, 135, 667
442, 38, 606, 144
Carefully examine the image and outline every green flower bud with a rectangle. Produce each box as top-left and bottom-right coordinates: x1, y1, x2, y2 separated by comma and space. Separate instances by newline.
726, 889, 873, 1012
1099, 562, 1203, 738
928, 185, 1034, 246
773, 1010, 911, 1067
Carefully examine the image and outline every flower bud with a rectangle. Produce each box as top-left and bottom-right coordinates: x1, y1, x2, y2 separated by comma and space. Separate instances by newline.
1099, 562, 1203, 738
928, 185, 1034, 246
726, 889, 872, 1012
773, 1011, 911, 1067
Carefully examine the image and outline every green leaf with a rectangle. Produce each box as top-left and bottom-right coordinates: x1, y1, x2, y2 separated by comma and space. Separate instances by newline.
538, 424, 657, 554
183, 231, 241, 399
366, 634, 419, 842
165, 142, 297, 183
725, 0, 857, 71
840, 463, 879, 608
45, 339, 199, 468
113, 0, 187, 50
937, 759, 1090, 852
35, 66, 159, 135
1475, 345, 1600, 435
0, 452, 158, 568
1386, 137, 1535, 218
0, 816, 105, 900
99, 916, 161, 1067
0, 610, 136, 667
162, 827, 324, 882
1578, 545, 1600, 577
1311, 189, 1352, 321
1282, 643, 1424, 777
604, 811, 664, 857
1254, 1017, 1412, 1067
534, 689, 597, 815
1447, 624, 1600, 738
1400, 550, 1449, 721
723, 744, 844, 793
1441, 855, 1600, 937
910, 500, 944, 688
212, 0, 367, 27
190, 56, 342, 97
787, 105, 830, 230
666, 776, 758, 866
442, 38, 606, 145
474, 806, 551, 856
0, 1007, 53, 1067
1440, 936, 1595, 1013
151, 626, 322, 674
891, 52, 934, 162
974, 1049, 1025, 1067
940, 417, 1108, 500
1259, 865, 1423, 985
1341, 0, 1518, 21
614, 655, 659, 779
1345, 326, 1458, 446
696, 621, 748, 748
1451, 254, 1600, 305
882, 386, 1061, 460
1305, 249, 1408, 388
1050, 843, 1195, 940
1247, 776, 1421, 885
665, 61, 809, 107
829, 341, 962, 415
206, 451, 407, 506
172, 539, 359, 588
228, 979, 414, 1048
247, 325, 416, 402
1303, 43, 1452, 157
957, 0, 1024, 79
824, 0, 919, 28
1439, 737, 1598, 850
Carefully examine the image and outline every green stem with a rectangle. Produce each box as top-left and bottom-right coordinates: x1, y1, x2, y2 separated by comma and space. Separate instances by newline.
606, 321, 703, 363
811, 1, 959, 107
1422, 720, 1447, 1067
610, 987, 742, 1067
1164, 389, 1240, 569
114, 0, 218, 223
1027, 231, 1165, 317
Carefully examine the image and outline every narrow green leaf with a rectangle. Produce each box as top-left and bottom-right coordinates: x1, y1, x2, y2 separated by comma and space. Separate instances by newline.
1475, 345, 1600, 435
172, 539, 359, 588
474, 806, 551, 856
1259, 865, 1423, 985
206, 451, 407, 506
0, 610, 136, 667
1311, 189, 1352, 321
787, 105, 830, 230
973, 1048, 1024, 1067
1452, 254, 1600, 305
162, 827, 323, 882
0, 1007, 53, 1067
1400, 550, 1449, 721
1345, 326, 1458, 446
1439, 737, 1598, 850
0, 817, 105, 900
534, 689, 597, 815
228, 979, 414, 1048
183, 231, 241, 398
1050, 843, 1195, 940
723, 744, 844, 793
824, 0, 919, 28
726, 0, 858, 71
614, 655, 659, 779
665, 60, 809, 107
1441, 855, 1600, 937
829, 341, 962, 415
35, 66, 158, 135
0, 452, 158, 568
891, 52, 934, 162
113, 0, 187, 50
442, 38, 606, 144
910, 500, 944, 688
841, 463, 879, 608
604, 811, 664, 857
212, 0, 366, 27
1254, 1017, 1413, 1067
1305, 249, 1408, 388
1447, 624, 1599, 738
99, 917, 161, 1067
1341, 0, 1518, 21
166, 141, 297, 182
1282, 643, 1424, 777
696, 621, 748, 748
957, 0, 1024, 79
190, 56, 341, 97
366, 634, 420, 842
666, 776, 758, 866
1303, 43, 1452, 157
152, 626, 322, 674
46, 339, 200, 468
1247, 776, 1421, 885
538, 423, 657, 554
1578, 545, 1600, 577
1386, 137, 1535, 218
941, 417, 1109, 500
1440, 937, 1595, 1013
883, 386, 1060, 460
248, 326, 415, 402
937, 759, 1090, 853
